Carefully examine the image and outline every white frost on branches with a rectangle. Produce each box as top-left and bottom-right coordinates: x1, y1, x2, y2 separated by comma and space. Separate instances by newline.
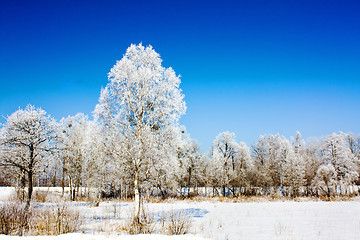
94, 43, 186, 219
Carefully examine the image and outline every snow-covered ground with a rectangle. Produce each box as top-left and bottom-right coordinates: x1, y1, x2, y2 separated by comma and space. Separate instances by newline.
0, 233, 206, 240
0, 187, 16, 201
1, 187, 360, 240
134, 200, 360, 240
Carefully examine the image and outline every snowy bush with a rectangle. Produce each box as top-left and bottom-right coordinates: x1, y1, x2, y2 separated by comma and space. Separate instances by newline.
29, 203, 81, 235
160, 210, 192, 235
0, 202, 81, 236
0, 202, 29, 235
121, 208, 156, 234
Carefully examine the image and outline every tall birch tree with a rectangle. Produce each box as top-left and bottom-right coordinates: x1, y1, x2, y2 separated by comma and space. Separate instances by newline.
94, 43, 186, 221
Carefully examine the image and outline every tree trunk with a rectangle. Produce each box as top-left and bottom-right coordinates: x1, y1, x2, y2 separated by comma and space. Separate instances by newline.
20, 170, 26, 201
61, 169, 65, 196
327, 185, 331, 199
187, 167, 192, 192
26, 171, 33, 210
69, 176, 75, 201
134, 170, 141, 222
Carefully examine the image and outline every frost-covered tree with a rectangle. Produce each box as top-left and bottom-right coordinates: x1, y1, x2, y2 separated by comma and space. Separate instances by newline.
94, 43, 186, 220
0, 105, 58, 208
233, 141, 253, 189
285, 132, 306, 195
208, 132, 252, 196
177, 129, 205, 196
321, 133, 358, 185
302, 138, 322, 190
345, 133, 360, 183
143, 126, 183, 198
312, 164, 337, 198
320, 132, 358, 185
345, 133, 360, 159
209, 132, 240, 196
252, 134, 291, 188
59, 113, 89, 200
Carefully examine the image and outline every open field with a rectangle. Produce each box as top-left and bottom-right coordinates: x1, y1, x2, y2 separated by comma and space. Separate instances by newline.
1, 187, 360, 240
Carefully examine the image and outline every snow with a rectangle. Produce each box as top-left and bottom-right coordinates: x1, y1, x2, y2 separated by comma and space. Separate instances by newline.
1, 187, 360, 239
0, 233, 207, 240
0, 187, 15, 201
142, 200, 360, 240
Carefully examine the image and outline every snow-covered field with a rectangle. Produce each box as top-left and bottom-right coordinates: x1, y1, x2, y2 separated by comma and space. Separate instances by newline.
1, 187, 360, 240
0, 187, 16, 201
0, 233, 206, 240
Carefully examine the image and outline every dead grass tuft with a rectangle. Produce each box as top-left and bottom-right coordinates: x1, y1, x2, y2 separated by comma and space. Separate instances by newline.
0, 202, 29, 235
0, 202, 81, 236
33, 190, 49, 202
30, 203, 82, 235
120, 208, 156, 234
160, 210, 192, 235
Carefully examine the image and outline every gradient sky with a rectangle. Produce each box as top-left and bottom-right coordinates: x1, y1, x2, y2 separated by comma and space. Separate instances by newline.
1, 0, 359, 151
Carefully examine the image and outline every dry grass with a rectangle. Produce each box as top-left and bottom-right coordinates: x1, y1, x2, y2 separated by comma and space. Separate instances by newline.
144, 196, 177, 204
118, 207, 192, 235
160, 210, 192, 235
0, 202, 81, 236
119, 208, 156, 234
30, 204, 82, 235
0, 202, 29, 235
160, 195, 360, 203
33, 190, 49, 202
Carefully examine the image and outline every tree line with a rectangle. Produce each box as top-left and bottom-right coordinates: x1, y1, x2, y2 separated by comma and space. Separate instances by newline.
1, 44, 359, 214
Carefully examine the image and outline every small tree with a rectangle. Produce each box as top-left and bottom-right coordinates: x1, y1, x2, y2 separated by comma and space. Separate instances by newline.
345, 133, 360, 183
312, 164, 337, 198
321, 133, 358, 186
233, 142, 253, 191
302, 139, 322, 194
252, 134, 290, 188
209, 132, 239, 196
0, 105, 58, 208
283, 132, 306, 196
177, 130, 205, 196
59, 113, 89, 200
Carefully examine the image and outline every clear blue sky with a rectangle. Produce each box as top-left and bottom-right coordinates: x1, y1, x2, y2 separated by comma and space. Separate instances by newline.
1, 0, 359, 151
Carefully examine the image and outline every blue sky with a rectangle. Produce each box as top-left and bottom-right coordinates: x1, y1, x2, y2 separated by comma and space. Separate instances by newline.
1, 0, 359, 151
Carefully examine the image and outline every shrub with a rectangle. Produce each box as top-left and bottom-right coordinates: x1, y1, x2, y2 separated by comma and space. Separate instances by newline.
33, 190, 49, 202
121, 208, 156, 234
161, 210, 192, 235
0, 202, 29, 235
30, 204, 82, 235
0, 202, 81, 236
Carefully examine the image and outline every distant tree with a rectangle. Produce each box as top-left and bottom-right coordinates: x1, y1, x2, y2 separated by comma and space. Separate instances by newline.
142, 126, 183, 198
312, 164, 337, 198
320, 133, 358, 186
302, 138, 322, 191
252, 134, 291, 188
94, 43, 186, 221
209, 132, 240, 196
285, 131, 306, 196
0, 165, 17, 186
345, 133, 360, 159
59, 113, 89, 200
232, 142, 253, 191
177, 129, 205, 196
0, 105, 58, 208
345, 133, 360, 183
81, 121, 117, 199
252, 135, 269, 187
